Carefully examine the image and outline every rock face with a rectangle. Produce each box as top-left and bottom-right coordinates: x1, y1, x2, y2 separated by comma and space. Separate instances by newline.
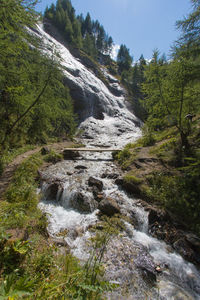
32, 22, 141, 129
98, 197, 120, 216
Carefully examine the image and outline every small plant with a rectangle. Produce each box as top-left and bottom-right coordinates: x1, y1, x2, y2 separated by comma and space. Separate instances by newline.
124, 174, 143, 185
44, 150, 63, 163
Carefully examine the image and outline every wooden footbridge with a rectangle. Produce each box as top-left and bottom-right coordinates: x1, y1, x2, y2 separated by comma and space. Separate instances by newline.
63, 148, 121, 152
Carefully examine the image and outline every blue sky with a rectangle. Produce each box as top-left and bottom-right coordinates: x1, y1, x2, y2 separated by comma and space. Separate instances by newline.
36, 0, 192, 61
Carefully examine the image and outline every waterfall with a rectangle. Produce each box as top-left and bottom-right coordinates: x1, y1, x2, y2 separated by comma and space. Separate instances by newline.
36, 23, 200, 299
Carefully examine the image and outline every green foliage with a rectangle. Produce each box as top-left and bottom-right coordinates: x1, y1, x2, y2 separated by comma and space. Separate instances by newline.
175, 0, 200, 58
0, 229, 30, 274
118, 54, 147, 120
0, 274, 34, 299
117, 148, 132, 165
147, 167, 200, 235
44, 150, 63, 163
141, 49, 200, 154
124, 174, 143, 185
117, 44, 133, 74
45, 0, 113, 59
0, 0, 76, 152
150, 137, 177, 159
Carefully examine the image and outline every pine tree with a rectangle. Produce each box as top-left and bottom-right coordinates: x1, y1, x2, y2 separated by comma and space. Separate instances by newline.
117, 45, 133, 73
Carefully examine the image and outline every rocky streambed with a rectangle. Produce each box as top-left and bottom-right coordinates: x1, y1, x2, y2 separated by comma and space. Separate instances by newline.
39, 125, 200, 299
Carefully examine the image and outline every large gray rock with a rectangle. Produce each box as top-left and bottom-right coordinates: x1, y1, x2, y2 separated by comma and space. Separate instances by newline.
63, 150, 80, 160
88, 177, 103, 191
70, 192, 97, 213
115, 177, 141, 196
98, 197, 120, 216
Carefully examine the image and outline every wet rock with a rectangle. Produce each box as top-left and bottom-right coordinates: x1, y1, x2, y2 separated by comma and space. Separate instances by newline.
70, 192, 98, 213
82, 134, 94, 139
101, 173, 119, 179
98, 197, 120, 216
70, 192, 92, 213
115, 177, 141, 196
135, 251, 157, 284
173, 238, 200, 264
67, 172, 73, 176
148, 206, 200, 265
185, 233, 200, 251
148, 207, 170, 225
88, 176, 103, 191
41, 146, 50, 155
75, 165, 87, 170
63, 150, 80, 160
115, 178, 124, 185
46, 181, 63, 201
92, 186, 104, 202
95, 194, 104, 202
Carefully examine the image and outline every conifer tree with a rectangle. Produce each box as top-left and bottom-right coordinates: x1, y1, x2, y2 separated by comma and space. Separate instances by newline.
117, 45, 133, 73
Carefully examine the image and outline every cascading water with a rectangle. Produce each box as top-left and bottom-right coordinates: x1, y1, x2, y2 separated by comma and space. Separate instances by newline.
36, 23, 200, 299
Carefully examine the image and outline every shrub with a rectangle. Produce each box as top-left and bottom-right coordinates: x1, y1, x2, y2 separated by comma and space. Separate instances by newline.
124, 174, 143, 185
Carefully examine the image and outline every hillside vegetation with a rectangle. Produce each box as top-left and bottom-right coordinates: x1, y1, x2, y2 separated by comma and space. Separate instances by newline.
115, 0, 200, 236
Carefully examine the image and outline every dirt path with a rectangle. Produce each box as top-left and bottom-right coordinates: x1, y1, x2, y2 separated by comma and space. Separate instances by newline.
0, 141, 74, 200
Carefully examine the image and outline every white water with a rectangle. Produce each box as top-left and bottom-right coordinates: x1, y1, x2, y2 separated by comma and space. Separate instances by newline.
36, 23, 200, 299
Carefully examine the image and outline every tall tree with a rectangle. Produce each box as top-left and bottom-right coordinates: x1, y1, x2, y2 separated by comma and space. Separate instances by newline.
174, 0, 200, 57
0, 0, 75, 150
117, 44, 133, 73
142, 50, 200, 152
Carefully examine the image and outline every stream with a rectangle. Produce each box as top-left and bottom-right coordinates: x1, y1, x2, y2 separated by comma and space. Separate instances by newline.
35, 22, 200, 299
39, 114, 200, 300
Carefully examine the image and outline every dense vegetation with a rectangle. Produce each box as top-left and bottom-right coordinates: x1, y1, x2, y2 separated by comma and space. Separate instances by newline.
0, 0, 76, 174
115, 0, 200, 236
44, 0, 113, 59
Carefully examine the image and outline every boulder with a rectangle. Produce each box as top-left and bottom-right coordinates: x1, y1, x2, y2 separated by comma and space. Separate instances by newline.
75, 165, 87, 170
70, 192, 97, 213
98, 197, 120, 216
148, 207, 170, 225
185, 233, 200, 252
92, 186, 104, 202
115, 177, 141, 196
63, 150, 80, 160
173, 237, 200, 265
173, 238, 196, 262
135, 250, 157, 284
88, 177, 103, 191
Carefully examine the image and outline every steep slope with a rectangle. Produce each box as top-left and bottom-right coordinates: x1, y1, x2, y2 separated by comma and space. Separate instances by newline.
31, 22, 142, 148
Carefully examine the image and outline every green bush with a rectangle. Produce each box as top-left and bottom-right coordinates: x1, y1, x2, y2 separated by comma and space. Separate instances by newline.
124, 174, 143, 185
147, 170, 200, 236
44, 150, 63, 164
